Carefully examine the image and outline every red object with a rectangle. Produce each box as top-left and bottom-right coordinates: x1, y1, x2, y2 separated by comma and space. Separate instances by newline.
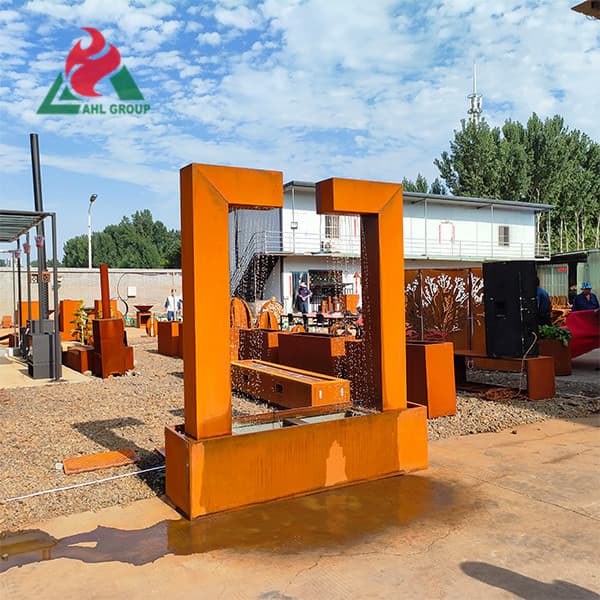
65, 28, 121, 97
565, 310, 600, 358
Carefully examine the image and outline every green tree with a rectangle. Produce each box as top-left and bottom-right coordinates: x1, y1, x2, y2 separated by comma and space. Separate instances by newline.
435, 119, 503, 197
62, 210, 181, 268
435, 114, 600, 252
402, 174, 447, 194
63, 235, 88, 267
163, 237, 181, 268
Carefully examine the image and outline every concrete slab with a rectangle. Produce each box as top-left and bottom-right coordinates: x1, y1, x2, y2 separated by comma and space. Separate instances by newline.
1, 417, 599, 599
0, 355, 90, 389
569, 347, 600, 384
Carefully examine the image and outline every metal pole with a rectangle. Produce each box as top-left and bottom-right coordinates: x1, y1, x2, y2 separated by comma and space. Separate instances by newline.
490, 205, 494, 258
88, 202, 92, 269
51, 214, 62, 381
11, 250, 17, 346
87, 194, 97, 269
424, 198, 428, 257
16, 240, 22, 342
26, 232, 32, 331
30, 133, 49, 319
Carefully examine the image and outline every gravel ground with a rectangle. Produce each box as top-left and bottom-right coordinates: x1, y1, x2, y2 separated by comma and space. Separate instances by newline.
1, 333, 598, 532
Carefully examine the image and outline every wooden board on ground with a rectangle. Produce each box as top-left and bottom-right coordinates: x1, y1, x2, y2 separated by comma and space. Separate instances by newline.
62, 448, 140, 475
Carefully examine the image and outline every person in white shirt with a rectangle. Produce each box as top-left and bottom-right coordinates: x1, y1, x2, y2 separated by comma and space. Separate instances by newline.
165, 289, 182, 321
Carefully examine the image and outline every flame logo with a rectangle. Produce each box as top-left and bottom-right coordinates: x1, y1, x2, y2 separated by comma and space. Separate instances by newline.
65, 27, 121, 97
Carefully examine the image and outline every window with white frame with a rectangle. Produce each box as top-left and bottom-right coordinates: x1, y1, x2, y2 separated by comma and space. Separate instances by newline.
325, 215, 340, 239
498, 225, 510, 247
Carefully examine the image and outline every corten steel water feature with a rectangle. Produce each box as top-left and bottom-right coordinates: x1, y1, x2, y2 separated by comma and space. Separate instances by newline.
231, 359, 350, 408
164, 164, 427, 519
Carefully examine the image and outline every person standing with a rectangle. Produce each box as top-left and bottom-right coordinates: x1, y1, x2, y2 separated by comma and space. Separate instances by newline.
571, 282, 600, 312
536, 277, 552, 326
296, 281, 312, 329
165, 289, 181, 321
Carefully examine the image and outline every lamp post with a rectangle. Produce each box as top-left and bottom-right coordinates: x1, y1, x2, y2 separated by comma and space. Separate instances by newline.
88, 193, 98, 269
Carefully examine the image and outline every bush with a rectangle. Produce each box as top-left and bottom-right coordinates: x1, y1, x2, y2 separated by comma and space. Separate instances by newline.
539, 324, 573, 347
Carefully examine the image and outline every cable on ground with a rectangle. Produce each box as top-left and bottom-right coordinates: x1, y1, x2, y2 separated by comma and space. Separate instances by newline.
1, 465, 165, 504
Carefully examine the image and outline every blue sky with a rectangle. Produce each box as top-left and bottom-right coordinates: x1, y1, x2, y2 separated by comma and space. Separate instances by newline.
1, 0, 599, 258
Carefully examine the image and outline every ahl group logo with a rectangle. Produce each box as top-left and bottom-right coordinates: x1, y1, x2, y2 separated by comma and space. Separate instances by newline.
37, 27, 150, 115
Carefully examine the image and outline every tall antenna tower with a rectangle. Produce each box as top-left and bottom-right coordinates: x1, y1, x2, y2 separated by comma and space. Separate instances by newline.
467, 62, 483, 125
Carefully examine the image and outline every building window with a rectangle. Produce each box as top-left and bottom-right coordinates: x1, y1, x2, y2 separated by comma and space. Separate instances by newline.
325, 215, 340, 239
498, 225, 510, 247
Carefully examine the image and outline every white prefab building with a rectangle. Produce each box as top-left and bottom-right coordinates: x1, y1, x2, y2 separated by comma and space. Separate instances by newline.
229, 181, 552, 314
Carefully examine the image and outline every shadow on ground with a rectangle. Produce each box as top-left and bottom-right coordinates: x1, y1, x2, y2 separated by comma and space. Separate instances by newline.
461, 561, 600, 600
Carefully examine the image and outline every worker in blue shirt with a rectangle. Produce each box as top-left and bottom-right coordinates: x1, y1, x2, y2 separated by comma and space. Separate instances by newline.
571, 282, 600, 311
536, 277, 552, 325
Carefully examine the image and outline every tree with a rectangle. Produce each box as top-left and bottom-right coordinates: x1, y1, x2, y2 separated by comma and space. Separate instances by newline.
435, 119, 502, 197
402, 174, 447, 195
62, 210, 181, 268
63, 236, 88, 267
434, 114, 600, 252
29, 258, 63, 267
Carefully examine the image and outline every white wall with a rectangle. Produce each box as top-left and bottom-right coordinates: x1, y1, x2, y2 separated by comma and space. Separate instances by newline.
0, 267, 182, 320
403, 201, 538, 259
282, 187, 359, 254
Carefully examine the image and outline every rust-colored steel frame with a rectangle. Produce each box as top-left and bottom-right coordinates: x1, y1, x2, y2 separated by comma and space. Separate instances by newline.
166, 163, 427, 519
180, 164, 283, 439
316, 178, 407, 411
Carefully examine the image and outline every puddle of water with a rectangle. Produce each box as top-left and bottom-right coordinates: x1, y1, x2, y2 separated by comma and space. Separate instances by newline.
1, 474, 474, 571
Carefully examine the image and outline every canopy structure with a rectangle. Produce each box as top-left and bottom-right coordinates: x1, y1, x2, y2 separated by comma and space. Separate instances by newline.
0, 209, 52, 243
0, 208, 61, 382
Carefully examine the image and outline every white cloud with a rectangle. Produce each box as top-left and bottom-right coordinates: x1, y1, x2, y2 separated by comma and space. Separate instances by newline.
0, 141, 29, 173
25, 0, 179, 42
214, 5, 263, 30
197, 31, 221, 46
0, 0, 599, 249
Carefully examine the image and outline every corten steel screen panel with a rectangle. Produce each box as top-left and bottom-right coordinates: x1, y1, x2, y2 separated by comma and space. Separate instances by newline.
405, 268, 485, 353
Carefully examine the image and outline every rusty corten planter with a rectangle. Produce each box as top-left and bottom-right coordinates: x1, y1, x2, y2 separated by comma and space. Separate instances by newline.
539, 338, 572, 376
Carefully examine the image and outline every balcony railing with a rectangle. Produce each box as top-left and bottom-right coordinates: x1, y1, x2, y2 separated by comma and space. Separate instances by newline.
261, 231, 549, 260
231, 230, 550, 291
403, 238, 550, 260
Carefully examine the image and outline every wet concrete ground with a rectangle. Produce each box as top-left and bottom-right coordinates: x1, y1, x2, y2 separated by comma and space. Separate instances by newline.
1, 416, 599, 599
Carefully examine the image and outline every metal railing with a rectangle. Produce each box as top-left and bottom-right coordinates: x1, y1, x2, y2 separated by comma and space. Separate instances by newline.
230, 231, 550, 291
404, 238, 550, 260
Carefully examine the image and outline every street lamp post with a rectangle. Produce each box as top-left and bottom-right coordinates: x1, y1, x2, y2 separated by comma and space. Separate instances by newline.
88, 193, 98, 269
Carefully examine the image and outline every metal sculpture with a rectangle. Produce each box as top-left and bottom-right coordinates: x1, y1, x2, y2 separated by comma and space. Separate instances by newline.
165, 164, 427, 519
91, 264, 133, 378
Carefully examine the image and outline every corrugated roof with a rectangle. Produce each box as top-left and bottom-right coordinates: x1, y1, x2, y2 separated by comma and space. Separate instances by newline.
283, 181, 553, 212
0, 209, 51, 243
